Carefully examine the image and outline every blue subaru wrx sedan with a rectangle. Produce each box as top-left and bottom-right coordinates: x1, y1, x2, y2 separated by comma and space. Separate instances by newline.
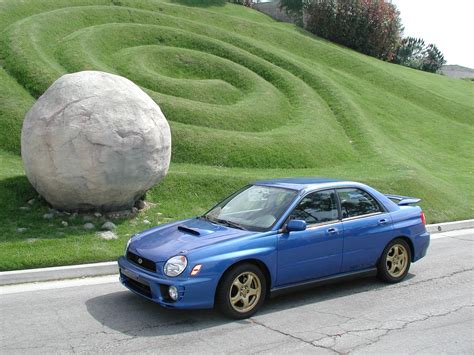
118, 178, 430, 319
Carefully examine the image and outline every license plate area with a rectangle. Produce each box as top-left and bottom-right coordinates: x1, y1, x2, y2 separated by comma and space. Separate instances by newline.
121, 268, 152, 298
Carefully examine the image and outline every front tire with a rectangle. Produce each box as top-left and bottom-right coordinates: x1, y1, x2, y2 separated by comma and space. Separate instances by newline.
216, 263, 266, 319
377, 238, 411, 283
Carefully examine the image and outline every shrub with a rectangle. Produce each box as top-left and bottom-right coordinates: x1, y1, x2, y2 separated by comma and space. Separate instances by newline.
302, 0, 402, 61
278, 0, 403, 61
393, 37, 446, 73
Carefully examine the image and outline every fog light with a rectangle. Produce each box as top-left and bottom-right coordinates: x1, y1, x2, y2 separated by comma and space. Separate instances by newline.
168, 285, 178, 301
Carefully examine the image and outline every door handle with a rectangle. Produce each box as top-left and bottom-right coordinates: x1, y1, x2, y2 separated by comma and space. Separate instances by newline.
378, 218, 388, 225
327, 227, 338, 234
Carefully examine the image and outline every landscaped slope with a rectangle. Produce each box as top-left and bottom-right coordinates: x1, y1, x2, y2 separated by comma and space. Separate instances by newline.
0, 0, 472, 269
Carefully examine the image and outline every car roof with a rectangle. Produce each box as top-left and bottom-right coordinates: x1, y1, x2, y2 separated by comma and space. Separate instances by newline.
253, 177, 358, 191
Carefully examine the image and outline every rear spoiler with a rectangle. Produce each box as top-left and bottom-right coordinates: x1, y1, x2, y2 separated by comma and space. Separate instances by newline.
385, 194, 421, 206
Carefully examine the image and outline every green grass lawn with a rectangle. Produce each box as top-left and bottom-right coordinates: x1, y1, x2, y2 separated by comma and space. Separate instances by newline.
0, 0, 472, 270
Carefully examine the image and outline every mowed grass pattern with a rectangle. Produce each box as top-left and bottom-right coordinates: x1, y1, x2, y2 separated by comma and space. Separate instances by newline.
0, 0, 472, 269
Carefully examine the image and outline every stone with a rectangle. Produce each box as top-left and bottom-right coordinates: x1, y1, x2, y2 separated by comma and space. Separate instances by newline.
131, 207, 138, 214
27, 198, 35, 205
143, 219, 151, 225
61, 221, 68, 227
83, 215, 94, 222
21, 71, 171, 212
97, 231, 118, 240
83, 223, 95, 230
43, 213, 54, 220
106, 210, 130, 219
26, 238, 38, 243
94, 212, 102, 218
101, 221, 116, 231
17, 228, 28, 233
19, 206, 31, 211
135, 200, 146, 210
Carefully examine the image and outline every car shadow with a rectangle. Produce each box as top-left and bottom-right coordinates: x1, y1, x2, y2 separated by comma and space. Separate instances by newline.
85, 272, 416, 336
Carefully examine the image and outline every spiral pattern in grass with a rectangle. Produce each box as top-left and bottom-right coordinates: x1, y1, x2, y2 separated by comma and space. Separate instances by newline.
0, 0, 472, 171
0, 0, 363, 168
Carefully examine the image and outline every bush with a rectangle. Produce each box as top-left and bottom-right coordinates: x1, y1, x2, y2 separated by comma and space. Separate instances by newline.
278, 0, 402, 61
302, 0, 402, 61
392, 37, 446, 73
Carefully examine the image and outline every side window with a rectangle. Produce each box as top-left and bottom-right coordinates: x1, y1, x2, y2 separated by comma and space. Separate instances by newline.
337, 188, 382, 219
289, 190, 339, 225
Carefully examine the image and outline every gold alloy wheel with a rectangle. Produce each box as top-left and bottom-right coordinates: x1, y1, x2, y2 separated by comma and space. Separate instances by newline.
386, 244, 409, 278
229, 271, 262, 313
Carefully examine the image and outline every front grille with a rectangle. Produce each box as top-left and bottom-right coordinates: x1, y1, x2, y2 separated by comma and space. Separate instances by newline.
123, 275, 152, 298
127, 251, 156, 272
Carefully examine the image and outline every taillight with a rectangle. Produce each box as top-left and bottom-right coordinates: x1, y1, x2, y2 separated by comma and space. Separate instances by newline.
420, 212, 426, 225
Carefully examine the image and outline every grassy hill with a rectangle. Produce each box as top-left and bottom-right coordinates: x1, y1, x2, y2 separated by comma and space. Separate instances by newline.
0, 0, 472, 270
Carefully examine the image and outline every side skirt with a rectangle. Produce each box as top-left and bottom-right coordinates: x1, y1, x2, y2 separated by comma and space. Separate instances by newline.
269, 268, 377, 298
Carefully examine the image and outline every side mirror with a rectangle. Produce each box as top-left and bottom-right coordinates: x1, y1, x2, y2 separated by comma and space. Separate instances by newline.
286, 219, 307, 232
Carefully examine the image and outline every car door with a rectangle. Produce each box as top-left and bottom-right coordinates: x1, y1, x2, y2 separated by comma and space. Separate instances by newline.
337, 187, 394, 272
276, 189, 343, 286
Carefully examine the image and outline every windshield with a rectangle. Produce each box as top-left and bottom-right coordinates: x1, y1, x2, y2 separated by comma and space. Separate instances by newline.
203, 185, 298, 231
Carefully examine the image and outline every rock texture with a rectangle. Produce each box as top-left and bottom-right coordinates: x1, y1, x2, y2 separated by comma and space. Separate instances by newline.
21, 71, 171, 211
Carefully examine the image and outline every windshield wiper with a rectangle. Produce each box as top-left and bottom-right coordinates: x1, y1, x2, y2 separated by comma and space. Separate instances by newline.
199, 215, 247, 231
199, 215, 215, 223
216, 219, 247, 231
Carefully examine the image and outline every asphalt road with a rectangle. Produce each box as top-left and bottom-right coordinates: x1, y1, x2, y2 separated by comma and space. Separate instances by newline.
1, 229, 473, 354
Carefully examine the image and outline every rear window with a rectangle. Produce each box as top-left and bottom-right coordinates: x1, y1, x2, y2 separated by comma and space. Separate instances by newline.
337, 188, 382, 218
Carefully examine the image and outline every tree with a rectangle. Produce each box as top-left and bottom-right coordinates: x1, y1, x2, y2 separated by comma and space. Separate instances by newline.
284, 0, 403, 61
393, 37, 446, 73
421, 44, 445, 73
279, 0, 311, 25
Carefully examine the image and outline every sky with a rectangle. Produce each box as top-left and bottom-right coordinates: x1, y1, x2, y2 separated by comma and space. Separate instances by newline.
391, 0, 474, 68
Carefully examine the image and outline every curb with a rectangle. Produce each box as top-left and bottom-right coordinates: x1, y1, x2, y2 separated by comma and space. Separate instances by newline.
425, 219, 473, 234
1, 219, 472, 286
0, 261, 117, 286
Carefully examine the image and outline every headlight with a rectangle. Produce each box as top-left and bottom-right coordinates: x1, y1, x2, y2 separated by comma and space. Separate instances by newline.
164, 255, 188, 277
125, 239, 131, 253
125, 235, 135, 254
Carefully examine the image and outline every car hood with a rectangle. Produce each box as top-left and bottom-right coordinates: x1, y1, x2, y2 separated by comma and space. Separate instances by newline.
128, 218, 253, 262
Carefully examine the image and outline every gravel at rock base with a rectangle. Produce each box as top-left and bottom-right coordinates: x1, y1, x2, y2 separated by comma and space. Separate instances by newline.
97, 231, 118, 240
101, 221, 117, 231
83, 223, 95, 230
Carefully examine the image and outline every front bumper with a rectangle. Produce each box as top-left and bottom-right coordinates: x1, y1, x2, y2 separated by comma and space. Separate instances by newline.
118, 256, 216, 309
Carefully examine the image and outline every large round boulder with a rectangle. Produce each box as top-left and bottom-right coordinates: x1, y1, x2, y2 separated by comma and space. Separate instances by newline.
21, 71, 171, 211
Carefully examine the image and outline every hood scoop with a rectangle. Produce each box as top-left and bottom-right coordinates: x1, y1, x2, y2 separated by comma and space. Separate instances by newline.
177, 225, 201, 236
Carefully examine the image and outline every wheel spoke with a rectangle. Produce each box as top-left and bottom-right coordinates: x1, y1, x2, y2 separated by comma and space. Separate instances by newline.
248, 288, 258, 297
399, 258, 406, 269
230, 293, 241, 305
386, 254, 394, 262
232, 278, 244, 289
244, 274, 254, 287
388, 262, 396, 273
241, 295, 250, 308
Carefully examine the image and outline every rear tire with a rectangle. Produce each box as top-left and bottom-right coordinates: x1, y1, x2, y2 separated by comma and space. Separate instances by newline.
216, 263, 266, 319
377, 238, 411, 283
